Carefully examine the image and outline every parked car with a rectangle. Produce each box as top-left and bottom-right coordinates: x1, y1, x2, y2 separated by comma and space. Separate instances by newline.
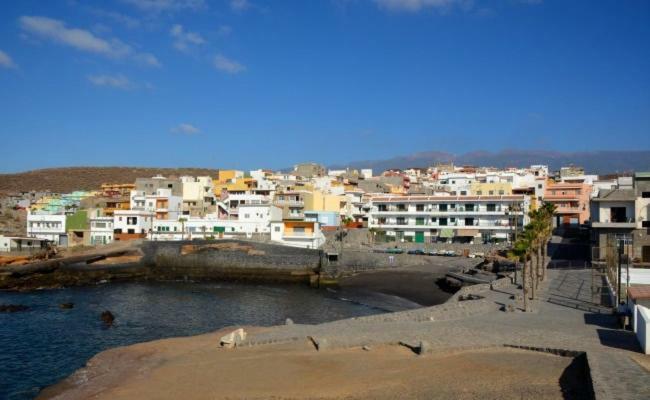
385, 247, 404, 254
407, 249, 426, 255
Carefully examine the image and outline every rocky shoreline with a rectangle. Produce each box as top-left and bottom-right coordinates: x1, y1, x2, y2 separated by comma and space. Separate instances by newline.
34, 268, 634, 400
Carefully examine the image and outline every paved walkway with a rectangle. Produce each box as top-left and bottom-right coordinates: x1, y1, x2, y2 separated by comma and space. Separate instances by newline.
240, 267, 650, 399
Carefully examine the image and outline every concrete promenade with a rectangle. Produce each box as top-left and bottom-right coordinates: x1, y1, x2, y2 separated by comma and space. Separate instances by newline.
237, 267, 649, 399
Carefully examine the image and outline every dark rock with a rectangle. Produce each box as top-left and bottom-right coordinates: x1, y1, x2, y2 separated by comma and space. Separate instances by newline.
0, 304, 29, 313
101, 310, 115, 325
59, 303, 74, 309
309, 336, 329, 351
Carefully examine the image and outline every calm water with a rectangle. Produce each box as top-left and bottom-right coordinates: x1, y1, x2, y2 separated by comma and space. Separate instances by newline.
0, 281, 386, 400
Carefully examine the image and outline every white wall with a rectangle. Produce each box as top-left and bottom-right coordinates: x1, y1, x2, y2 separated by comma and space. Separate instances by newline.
635, 305, 650, 354
114, 211, 153, 234
27, 213, 67, 243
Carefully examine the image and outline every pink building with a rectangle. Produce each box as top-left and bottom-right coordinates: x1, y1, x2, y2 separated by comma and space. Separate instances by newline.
544, 182, 591, 225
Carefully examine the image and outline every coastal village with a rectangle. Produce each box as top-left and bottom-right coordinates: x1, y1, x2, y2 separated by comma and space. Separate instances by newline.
0, 163, 650, 399
1, 163, 649, 261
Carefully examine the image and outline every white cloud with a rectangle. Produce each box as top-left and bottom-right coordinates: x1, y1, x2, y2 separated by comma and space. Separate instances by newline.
170, 24, 205, 52
230, 0, 250, 12
88, 74, 134, 90
374, 0, 470, 12
19, 16, 160, 67
217, 25, 232, 37
213, 54, 245, 74
122, 0, 206, 12
90, 9, 141, 29
171, 123, 200, 134
135, 52, 162, 67
0, 50, 17, 69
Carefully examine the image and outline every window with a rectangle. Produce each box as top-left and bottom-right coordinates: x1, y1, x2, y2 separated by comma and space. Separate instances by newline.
465, 217, 474, 226
643, 192, 650, 198
476, 191, 482, 195
378, 204, 387, 212
465, 204, 474, 212
460, 191, 467, 196
489, 190, 494, 195
439, 217, 448, 226
416, 204, 425, 212
498, 190, 504, 195
450, 217, 456, 223
127, 217, 138, 225
487, 204, 496, 212
415, 217, 425, 225
439, 204, 448, 211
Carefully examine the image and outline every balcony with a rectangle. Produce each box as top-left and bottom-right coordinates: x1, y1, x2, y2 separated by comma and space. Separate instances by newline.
591, 217, 636, 229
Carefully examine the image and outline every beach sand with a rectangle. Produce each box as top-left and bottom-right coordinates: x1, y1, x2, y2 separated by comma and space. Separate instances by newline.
39, 327, 586, 400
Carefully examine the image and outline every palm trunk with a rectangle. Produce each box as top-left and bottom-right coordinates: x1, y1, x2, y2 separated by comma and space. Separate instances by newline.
541, 237, 548, 282
522, 256, 529, 311
530, 251, 536, 300
536, 242, 542, 287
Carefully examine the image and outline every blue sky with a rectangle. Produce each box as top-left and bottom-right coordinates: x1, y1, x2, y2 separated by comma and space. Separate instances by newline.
0, 0, 649, 173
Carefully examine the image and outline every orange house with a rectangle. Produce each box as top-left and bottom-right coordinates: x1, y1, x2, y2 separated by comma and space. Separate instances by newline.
544, 182, 591, 225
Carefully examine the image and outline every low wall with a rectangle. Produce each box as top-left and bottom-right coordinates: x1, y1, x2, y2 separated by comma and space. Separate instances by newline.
635, 305, 650, 354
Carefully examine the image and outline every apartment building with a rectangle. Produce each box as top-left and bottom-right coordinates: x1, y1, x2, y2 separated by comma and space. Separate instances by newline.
180, 176, 216, 217
150, 204, 282, 240
368, 195, 529, 244
26, 212, 67, 246
130, 188, 182, 220
90, 217, 114, 245
591, 173, 650, 263
544, 182, 591, 225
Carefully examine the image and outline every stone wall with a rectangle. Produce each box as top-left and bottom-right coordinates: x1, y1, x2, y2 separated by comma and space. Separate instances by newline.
141, 240, 322, 283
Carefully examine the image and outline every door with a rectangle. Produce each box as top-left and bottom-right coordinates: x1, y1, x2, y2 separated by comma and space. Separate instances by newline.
643, 246, 650, 263
415, 231, 424, 243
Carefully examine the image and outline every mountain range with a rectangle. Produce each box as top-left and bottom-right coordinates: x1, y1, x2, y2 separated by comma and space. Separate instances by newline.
330, 149, 650, 175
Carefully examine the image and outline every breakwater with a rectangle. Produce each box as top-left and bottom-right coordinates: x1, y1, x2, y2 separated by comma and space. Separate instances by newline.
0, 240, 484, 292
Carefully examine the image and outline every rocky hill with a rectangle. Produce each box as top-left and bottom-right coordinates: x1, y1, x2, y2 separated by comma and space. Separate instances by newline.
0, 167, 219, 193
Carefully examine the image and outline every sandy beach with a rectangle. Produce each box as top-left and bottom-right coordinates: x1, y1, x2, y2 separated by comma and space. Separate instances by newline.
38, 327, 584, 400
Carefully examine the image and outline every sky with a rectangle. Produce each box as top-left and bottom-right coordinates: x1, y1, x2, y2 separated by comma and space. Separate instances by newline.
0, 0, 649, 173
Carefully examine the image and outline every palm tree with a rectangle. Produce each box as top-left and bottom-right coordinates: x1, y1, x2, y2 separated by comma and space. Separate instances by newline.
179, 217, 187, 240
511, 234, 532, 311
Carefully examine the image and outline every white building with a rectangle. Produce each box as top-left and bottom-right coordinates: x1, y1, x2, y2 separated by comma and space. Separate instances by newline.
130, 188, 183, 221
90, 217, 114, 245
26, 212, 67, 246
151, 205, 282, 241
270, 220, 326, 249
361, 169, 373, 179
0, 235, 49, 252
368, 195, 530, 244
113, 210, 154, 240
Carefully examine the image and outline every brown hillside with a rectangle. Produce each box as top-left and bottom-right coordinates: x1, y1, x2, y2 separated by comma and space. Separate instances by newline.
0, 167, 220, 193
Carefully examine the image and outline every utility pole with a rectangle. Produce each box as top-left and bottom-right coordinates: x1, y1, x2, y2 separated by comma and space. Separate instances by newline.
617, 240, 623, 306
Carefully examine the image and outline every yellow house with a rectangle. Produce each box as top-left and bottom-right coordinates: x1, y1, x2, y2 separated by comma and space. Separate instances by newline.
470, 182, 513, 196
303, 190, 346, 213
216, 170, 244, 184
